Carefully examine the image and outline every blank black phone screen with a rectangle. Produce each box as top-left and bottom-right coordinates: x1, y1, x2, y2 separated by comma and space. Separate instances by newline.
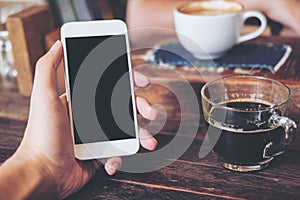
65, 35, 135, 144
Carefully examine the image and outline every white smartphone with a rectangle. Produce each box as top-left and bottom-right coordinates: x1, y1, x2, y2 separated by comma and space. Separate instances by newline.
61, 20, 139, 160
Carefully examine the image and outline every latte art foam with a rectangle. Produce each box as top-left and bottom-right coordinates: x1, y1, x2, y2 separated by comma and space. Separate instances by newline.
178, 1, 243, 16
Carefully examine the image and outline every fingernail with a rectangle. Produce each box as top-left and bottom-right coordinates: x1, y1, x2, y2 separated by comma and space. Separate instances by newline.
138, 73, 148, 82
112, 161, 120, 171
135, 72, 149, 86
49, 40, 61, 52
149, 107, 157, 120
106, 166, 116, 175
149, 138, 158, 151
105, 164, 117, 175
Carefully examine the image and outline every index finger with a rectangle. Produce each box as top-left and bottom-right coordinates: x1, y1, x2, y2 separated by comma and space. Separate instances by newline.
133, 71, 149, 88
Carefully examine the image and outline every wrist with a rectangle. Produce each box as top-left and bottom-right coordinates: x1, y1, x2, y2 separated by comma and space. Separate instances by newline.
0, 153, 58, 200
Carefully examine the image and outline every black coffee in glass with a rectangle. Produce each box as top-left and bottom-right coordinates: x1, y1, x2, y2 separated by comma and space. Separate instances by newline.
201, 76, 296, 172
207, 100, 284, 166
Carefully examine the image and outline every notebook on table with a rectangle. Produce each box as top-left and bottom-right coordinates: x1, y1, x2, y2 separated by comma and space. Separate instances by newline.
143, 42, 292, 73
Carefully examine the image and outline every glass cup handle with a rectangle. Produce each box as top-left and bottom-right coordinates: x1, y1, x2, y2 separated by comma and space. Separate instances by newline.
264, 115, 297, 158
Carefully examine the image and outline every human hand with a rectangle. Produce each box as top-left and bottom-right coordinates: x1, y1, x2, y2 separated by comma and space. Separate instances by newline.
11, 41, 158, 199
236, 0, 300, 36
258, 0, 300, 36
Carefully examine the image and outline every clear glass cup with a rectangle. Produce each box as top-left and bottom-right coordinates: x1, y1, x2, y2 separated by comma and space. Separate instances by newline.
201, 75, 297, 172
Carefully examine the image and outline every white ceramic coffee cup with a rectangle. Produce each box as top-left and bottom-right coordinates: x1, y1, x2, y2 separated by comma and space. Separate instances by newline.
174, 1, 267, 59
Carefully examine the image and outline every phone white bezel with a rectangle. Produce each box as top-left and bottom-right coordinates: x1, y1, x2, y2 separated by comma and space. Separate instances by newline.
61, 20, 139, 160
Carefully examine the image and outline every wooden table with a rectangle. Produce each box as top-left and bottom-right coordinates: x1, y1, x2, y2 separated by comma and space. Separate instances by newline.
0, 36, 300, 199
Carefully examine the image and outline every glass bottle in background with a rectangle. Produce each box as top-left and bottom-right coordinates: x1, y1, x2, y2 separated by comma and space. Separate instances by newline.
0, 1, 46, 80
0, 22, 16, 79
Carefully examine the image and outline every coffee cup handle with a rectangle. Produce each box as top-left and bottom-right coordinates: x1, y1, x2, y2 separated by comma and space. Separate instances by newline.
264, 115, 297, 158
237, 10, 267, 44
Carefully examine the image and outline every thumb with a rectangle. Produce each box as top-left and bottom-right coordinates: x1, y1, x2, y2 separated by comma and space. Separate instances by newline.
32, 40, 63, 97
